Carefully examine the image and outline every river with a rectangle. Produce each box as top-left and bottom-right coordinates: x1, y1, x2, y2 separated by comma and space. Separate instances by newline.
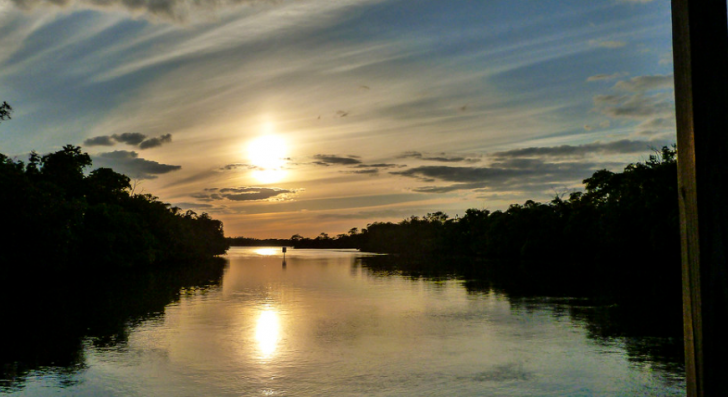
1, 247, 685, 396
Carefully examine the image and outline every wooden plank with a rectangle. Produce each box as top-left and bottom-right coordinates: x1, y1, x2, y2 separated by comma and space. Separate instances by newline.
671, 0, 728, 395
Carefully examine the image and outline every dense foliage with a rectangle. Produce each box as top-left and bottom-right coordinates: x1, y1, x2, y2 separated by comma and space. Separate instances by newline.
0, 145, 229, 274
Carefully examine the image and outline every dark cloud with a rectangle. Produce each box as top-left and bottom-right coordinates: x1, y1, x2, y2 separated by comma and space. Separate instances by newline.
614, 74, 674, 92
312, 154, 362, 166
399, 151, 481, 163
220, 163, 258, 171
10, 0, 275, 22
342, 169, 379, 175
594, 92, 674, 120
491, 139, 664, 159
83, 136, 115, 146
194, 187, 297, 202
391, 159, 619, 194
173, 202, 214, 209
82, 132, 174, 150
112, 132, 147, 145
352, 163, 405, 169
139, 133, 172, 149
191, 192, 222, 202
635, 117, 676, 136
591, 75, 676, 137
93, 150, 181, 180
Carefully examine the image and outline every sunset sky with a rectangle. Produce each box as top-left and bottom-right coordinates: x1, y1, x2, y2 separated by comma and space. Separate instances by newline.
0, 0, 675, 238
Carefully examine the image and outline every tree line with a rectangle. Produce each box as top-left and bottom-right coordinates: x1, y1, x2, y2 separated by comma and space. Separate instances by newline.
0, 144, 229, 276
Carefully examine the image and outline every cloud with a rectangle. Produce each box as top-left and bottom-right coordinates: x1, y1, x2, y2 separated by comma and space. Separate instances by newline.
193, 186, 298, 202
173, 202, 214, 209
112, 132, 147, 145
342, 168, 379, 175
590, 40, 627, 49
398, 151, 481, 163
312, 154, 362, 166
139, 133, 172, 149
93, 150, 181, 179
586, 72, 627, 82
220, 187, 296, 201
635, 117, 676, 136
590, 74, 676, 137
594, 92, 674, 119
614, 74, 673, 92
9, 0, 276, 23
84, 132, 174, 149
219, 163, 258, 171
491, 139, 662, 159
190, 192, 223, 202
83, 135, 115, 146
352, 163, 405, 169
391, 157, 628, 194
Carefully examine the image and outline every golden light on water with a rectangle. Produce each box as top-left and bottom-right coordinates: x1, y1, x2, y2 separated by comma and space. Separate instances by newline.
247, 133, 288, 184
255, 309, 281, 359
254, 248, 279, 256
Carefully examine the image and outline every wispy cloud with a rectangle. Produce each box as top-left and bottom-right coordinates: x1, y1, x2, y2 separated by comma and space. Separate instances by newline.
398, 151, 481, 163
193, 186, 298, 202
614, 74, 673, 92
219, 163, 258, 171
491, 139, 664, 159
586, 72, 628, 82
312, 154, 362, 166
10, 0, 282, 23
590, 40, 627, 49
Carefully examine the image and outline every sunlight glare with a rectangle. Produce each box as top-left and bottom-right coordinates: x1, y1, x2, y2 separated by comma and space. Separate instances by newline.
254, 248, 278, 256
255, 309, 281, 359
247, 134, 287, 183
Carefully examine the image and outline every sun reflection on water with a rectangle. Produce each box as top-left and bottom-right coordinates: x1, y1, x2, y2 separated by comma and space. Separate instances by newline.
255, 309, 280, 359
254, 248, 279, 256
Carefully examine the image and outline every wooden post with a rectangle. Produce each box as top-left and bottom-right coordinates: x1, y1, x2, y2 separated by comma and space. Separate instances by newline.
671, 0, 728, 395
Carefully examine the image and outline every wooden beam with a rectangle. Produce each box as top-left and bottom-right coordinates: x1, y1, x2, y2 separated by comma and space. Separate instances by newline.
671, 0, 728, 395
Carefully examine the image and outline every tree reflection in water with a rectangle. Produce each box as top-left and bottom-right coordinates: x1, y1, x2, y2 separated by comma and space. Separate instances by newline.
356, 254, 685, 384
0, 258, 227, 392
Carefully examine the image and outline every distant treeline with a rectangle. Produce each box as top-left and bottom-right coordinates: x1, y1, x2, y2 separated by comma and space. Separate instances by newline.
227, 231, 363, 249
0, 145, 229, 275
233, 145, 680, 301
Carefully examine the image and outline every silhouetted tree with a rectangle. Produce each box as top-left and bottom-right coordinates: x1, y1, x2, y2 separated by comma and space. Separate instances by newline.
0, 101, 11, 123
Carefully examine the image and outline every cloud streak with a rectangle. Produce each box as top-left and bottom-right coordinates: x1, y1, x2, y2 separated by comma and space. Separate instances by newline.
398, 151, 481, 163
312, 154, 362, 166
491, 139, 664, 159
193, 186, 298, 202
10, 0, 279, 23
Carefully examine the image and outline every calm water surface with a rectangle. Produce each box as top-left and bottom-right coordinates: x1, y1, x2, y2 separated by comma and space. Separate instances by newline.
2, 248, 685, 396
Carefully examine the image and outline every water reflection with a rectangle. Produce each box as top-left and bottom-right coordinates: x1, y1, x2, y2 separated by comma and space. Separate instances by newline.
254, 248, 280, 256
255, 308, 281, 359
1, 249, 685, 396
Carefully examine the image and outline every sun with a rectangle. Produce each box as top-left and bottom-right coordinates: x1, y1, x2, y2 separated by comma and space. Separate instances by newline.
247, 135, 287, 183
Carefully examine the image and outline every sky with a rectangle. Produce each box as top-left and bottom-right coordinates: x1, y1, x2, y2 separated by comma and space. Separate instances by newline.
0, 0, 676, 238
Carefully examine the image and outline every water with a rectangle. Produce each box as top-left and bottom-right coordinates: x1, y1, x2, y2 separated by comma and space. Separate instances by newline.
1, 247, 685, 396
